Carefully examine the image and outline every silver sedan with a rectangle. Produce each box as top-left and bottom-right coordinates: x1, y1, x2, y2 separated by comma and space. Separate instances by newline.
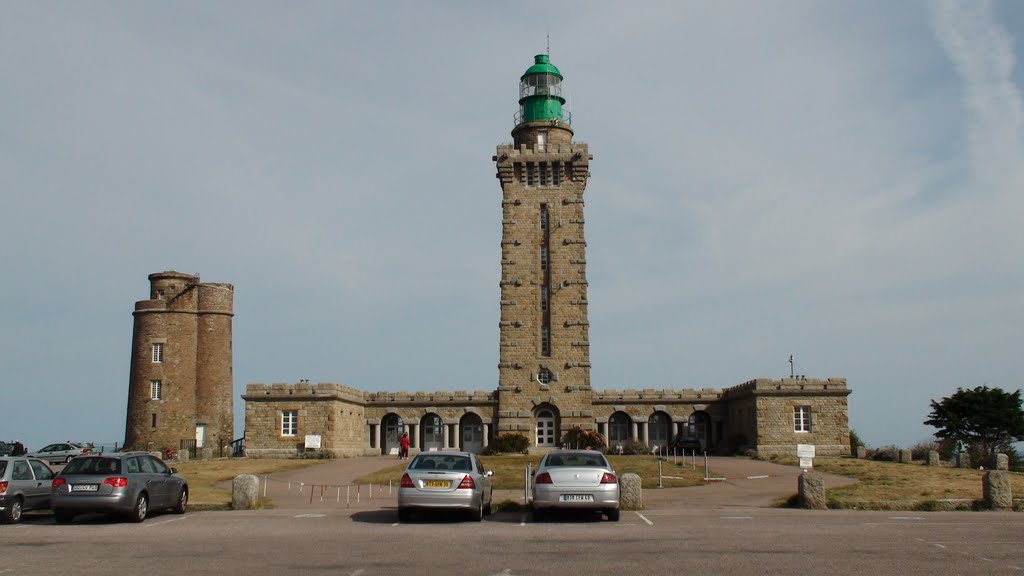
531, 449, 620, 521
397, 451, 494, 522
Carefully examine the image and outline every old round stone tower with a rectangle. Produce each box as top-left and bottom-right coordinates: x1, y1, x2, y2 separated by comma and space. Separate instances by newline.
124, 271, 234, 455
493, 54, 594, 446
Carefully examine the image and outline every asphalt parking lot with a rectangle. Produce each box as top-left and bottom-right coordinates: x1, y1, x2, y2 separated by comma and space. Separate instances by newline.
4, 457, 1023, 575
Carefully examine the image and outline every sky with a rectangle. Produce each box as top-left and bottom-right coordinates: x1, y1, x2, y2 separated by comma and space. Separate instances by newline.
2, 1, 1022, 452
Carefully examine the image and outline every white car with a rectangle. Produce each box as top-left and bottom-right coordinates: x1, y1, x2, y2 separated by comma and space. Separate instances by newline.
27, 443, 92, 465
531, 449, 620, 521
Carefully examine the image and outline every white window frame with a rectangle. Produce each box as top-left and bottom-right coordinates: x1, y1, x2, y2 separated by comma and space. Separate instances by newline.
150, 380, 162, 400
282, 410, 298, 436
151, 343, 163, 363
794, 406, 812, 433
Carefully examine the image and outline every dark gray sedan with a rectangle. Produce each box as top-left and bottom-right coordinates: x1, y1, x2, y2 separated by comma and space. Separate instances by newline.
397, 451, 494, 522
50, 452, 188, 523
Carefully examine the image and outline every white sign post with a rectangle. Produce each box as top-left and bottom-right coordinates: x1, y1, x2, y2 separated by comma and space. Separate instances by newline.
797, 443, 815, 470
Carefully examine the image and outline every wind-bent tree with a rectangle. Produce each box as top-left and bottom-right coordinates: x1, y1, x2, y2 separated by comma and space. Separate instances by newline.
924, 386, 1024, 466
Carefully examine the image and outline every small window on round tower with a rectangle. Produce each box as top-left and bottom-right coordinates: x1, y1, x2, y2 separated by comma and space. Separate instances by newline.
537, 132, 547, 152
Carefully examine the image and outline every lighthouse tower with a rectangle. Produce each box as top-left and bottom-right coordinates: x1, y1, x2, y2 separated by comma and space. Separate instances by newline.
493, 55, 593, 449
124, 271, 234, 456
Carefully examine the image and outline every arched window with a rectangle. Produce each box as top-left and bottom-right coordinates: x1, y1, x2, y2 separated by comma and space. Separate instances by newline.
422, 415, 444, 451
609, 412, 631, 448
649, 412, 671, 449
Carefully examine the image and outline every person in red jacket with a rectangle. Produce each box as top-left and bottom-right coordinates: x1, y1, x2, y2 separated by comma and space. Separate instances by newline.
399, 432, 410, 460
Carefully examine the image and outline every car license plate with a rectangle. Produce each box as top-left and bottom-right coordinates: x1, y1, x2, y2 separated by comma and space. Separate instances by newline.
71, 484, 98, 492
560, 494, 594, 502
423, 480, 450, 488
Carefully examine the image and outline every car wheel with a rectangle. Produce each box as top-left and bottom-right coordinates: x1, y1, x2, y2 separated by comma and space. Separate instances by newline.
2, 497, 22, 524
397, 509, 411, 523
54, 509, 74, 524
130, 493, 148, 523
65, 455, 74, 464
606, 508, 620, 522
174, 488, 188, 514
531, 508, 546, 523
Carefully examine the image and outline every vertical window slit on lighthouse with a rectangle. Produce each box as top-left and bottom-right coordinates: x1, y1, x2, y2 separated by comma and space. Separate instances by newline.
526, 163, 536, 186
540, 162, 548, 186
552, 162, 561, 186
540, 204, 551, 357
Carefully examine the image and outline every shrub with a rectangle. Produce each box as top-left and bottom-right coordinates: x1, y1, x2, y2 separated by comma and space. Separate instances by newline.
849, 429, 865, 452
483, 433, 530, 455
867, 445, 898, 462
616, 439, 650, 455
561, 427, 606, 451
910, 439, 940, 461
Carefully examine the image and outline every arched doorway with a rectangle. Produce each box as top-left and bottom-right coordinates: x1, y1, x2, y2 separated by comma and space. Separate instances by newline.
648, 411, 671, 451
460, 413, 484, 453
381, 414, 404, 455
421, 414, 444, 451
535, 406, 559, 448
689, 411, 710, 452
608, 411, 631, 450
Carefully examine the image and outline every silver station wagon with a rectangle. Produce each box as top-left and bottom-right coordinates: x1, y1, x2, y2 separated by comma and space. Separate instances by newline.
398, 451, 494, 522
50, 452, 188, 523
531, 449, 620, 521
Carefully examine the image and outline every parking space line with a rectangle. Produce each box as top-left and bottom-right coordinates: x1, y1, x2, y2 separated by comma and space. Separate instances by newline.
142, 516, 190, 528
635, 512, 653, 525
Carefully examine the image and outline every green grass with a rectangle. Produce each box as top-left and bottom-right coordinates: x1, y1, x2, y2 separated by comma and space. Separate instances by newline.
765, 455, 1024, 511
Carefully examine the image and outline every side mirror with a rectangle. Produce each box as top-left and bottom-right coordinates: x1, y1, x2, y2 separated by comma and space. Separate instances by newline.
169, 468, 178, 475
486, 470, 494, 477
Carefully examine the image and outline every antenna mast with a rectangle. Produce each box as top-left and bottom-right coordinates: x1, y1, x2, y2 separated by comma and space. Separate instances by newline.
789, 355, 795, 378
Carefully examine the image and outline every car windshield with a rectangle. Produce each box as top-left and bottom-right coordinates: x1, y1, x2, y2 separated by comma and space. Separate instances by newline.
545, 453, 607, 467
409, 455, 472, 471
62, 457, 121, 475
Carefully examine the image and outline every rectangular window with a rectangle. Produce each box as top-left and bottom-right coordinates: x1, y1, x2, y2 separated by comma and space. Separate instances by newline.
150, 380, 162, 400
151, 413, 157, 428
540, 162, 548, 186
539, 204, 548, 230
794, 406, 812, 433
540, 246, 548, 271
151, 343, 163, 363
540, 286, 549, 312
526, 163, 535, 186
541, 326, 551, 356
552, 162, 561, 186
282, 410, 298, 436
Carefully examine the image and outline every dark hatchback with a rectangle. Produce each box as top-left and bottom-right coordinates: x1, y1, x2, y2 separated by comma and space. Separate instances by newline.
50, 452, 188, 523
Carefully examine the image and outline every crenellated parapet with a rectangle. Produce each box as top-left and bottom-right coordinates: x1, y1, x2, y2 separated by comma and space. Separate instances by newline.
366, 390, 497, 406
243, 382, 367, 405
594, 388, 725, 402
721, 377, 849, 399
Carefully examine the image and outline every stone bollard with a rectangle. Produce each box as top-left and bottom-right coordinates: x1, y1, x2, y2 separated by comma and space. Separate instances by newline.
856, 446, 867, 459
898, 449, 912, 464
232, 474, 260, 510
178, 449, 190, 462
928, 450, 939, 466
798, 472, 827, 510
957, 453, 971, 468
996, 453, 1009, 471
619, 473, 642, 510
983, 471, 1012, 510
201, 447, 214, 460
